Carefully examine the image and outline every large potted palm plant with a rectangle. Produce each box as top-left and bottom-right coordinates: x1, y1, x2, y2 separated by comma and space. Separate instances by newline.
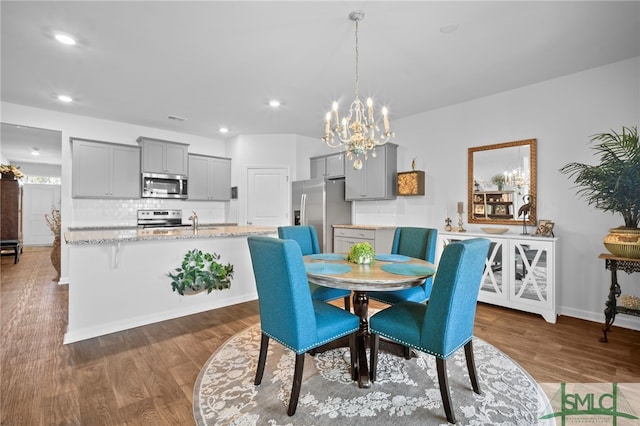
560, 126, 640, 258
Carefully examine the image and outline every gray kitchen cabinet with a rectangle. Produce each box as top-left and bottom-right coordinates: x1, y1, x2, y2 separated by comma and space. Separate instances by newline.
310, 152, 345, 179
137, 136, 189, 175
188, 154, 231, 201
72, 138, 140, 198
333, 226, 396, 253
345, 143, 397, 200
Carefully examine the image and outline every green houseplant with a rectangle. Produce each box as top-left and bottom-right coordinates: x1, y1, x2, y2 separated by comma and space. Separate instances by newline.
167, 249, 234, 295
560, 126, 640, 257
347, 242, 375, 264
491, 174, 507, 190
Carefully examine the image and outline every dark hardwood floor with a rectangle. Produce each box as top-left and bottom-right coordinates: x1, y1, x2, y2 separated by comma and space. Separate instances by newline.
2, 248, 639, 425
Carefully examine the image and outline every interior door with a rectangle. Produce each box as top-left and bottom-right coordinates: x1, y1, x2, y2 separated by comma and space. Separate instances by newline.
246, 167, 289, 226
23, 184, 61, 245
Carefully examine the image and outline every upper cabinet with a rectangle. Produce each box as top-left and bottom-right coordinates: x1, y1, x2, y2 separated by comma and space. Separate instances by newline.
310, 152, 345, 179
137, 136, 189, 176
72, 138, 140, 199
345, 143, 397, 201
188, 154, 231, 201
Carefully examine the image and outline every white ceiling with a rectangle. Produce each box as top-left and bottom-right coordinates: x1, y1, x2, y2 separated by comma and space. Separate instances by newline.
1, 1, 639, 165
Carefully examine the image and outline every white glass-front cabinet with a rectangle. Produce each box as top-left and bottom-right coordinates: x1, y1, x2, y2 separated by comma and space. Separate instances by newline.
437, 232, 557, 323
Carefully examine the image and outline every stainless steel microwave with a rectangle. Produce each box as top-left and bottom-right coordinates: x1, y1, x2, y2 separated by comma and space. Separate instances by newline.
141, 172, 188, 199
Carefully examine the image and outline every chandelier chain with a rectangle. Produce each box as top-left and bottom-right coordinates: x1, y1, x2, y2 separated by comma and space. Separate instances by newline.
354, 19, 359, 100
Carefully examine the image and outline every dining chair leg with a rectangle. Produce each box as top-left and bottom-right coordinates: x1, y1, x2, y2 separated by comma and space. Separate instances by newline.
464, 340, 481, 394
370, 333, 379, 382
254, 333, 269, 385
436, 357, 456, 424
287, 353, 306, 416
349, 333, 357, 381
403, 345, 411, 360
343, 295, 351, 311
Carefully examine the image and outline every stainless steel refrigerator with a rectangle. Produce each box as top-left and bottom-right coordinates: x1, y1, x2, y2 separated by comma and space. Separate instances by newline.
292, 178, 352, 253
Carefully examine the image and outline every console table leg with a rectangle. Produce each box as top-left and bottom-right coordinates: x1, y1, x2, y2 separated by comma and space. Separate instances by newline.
601, 261, 621, 343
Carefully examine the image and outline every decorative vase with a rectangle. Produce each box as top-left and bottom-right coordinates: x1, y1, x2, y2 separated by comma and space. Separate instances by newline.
51, 235, 61, 281
603, 228, 640, 259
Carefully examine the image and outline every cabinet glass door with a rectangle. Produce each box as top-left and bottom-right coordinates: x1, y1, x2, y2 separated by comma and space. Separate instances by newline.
510, 240, 550, 306
480, 239, 506, 299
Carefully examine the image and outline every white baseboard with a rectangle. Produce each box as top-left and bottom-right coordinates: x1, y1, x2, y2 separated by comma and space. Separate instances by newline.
63, 292, 258, 344
559, 305, 640, 331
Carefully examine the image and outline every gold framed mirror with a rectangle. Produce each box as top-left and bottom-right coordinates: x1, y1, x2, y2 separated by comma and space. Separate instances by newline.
468, 139, 537, 225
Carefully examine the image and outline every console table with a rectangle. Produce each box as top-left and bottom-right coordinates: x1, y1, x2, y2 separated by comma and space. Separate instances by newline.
437, 231, 557, 323
599, 253, 640, 342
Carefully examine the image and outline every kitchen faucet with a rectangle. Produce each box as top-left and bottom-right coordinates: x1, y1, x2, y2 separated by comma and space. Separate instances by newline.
189, 211, 198, 229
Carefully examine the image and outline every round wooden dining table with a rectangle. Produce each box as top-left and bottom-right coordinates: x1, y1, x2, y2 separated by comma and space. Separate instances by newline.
303, 253, 436, 389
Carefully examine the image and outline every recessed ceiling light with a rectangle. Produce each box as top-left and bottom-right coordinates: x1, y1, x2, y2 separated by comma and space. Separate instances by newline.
55, 33, 77, 45
219, 127, 229, 134
269, 100, 281, 108
57, 94, 73, 103
31, 147, 40, 156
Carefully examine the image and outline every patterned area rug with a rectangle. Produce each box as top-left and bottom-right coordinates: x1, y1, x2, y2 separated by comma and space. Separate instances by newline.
194, 324, 552, 425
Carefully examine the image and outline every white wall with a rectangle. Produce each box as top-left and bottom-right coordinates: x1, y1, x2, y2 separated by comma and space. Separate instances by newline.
226, 133, 298, 226
352, 56, 640, 328
13, 161, 62, 178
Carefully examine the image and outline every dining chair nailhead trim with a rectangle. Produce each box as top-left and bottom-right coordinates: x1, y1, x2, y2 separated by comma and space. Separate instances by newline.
372, 331, 471, 359
263, 327, 359, 355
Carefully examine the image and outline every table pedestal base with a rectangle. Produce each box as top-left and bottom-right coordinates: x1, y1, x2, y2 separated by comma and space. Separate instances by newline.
312, 291, 414, 388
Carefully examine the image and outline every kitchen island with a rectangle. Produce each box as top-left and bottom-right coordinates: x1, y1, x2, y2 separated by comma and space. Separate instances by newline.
63, 226, 276, 343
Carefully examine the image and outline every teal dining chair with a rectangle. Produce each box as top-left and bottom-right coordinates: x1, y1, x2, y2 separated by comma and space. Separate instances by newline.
369, 238, 490, 424
368, 227, 438, 305
278, 225, 351, 311
247, 236, 359, 416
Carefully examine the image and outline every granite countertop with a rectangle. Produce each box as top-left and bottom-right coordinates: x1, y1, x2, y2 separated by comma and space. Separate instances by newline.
333, 224, 397, 230
67, 222, 238, 231
64, 225, 276, 245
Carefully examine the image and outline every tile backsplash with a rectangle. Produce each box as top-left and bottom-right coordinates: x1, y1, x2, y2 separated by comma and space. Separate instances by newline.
71, 198, 228, 228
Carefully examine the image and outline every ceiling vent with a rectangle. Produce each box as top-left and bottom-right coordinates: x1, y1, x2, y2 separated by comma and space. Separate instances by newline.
167, 115, 187, 122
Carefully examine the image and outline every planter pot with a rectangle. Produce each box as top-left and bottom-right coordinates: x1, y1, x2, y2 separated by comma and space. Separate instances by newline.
603, 228, 640, 259
51, 235, 61, 282
182, 287, 207, 295
356, 256, 373, 265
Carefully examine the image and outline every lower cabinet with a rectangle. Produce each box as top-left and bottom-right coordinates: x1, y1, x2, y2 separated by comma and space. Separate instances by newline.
333, 226, 396, 254
437, 231, 557, 323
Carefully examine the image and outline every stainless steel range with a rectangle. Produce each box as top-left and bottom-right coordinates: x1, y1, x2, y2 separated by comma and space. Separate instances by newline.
137, 209, 186, 228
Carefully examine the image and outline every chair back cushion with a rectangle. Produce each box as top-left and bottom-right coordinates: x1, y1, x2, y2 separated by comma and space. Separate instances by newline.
247, 236, 318, 351
391, 227, 438, 296
277, 225, 320, 255
422, 238, 490, 357
391, 227, 438, 262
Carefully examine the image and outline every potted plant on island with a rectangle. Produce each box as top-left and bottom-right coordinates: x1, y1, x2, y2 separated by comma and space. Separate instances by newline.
347, 242, 375, 265
167, 249, 234, 295
560, 126, 640, 258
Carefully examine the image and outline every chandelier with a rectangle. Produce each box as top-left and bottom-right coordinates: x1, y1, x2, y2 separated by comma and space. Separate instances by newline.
322, 10, 394, 170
